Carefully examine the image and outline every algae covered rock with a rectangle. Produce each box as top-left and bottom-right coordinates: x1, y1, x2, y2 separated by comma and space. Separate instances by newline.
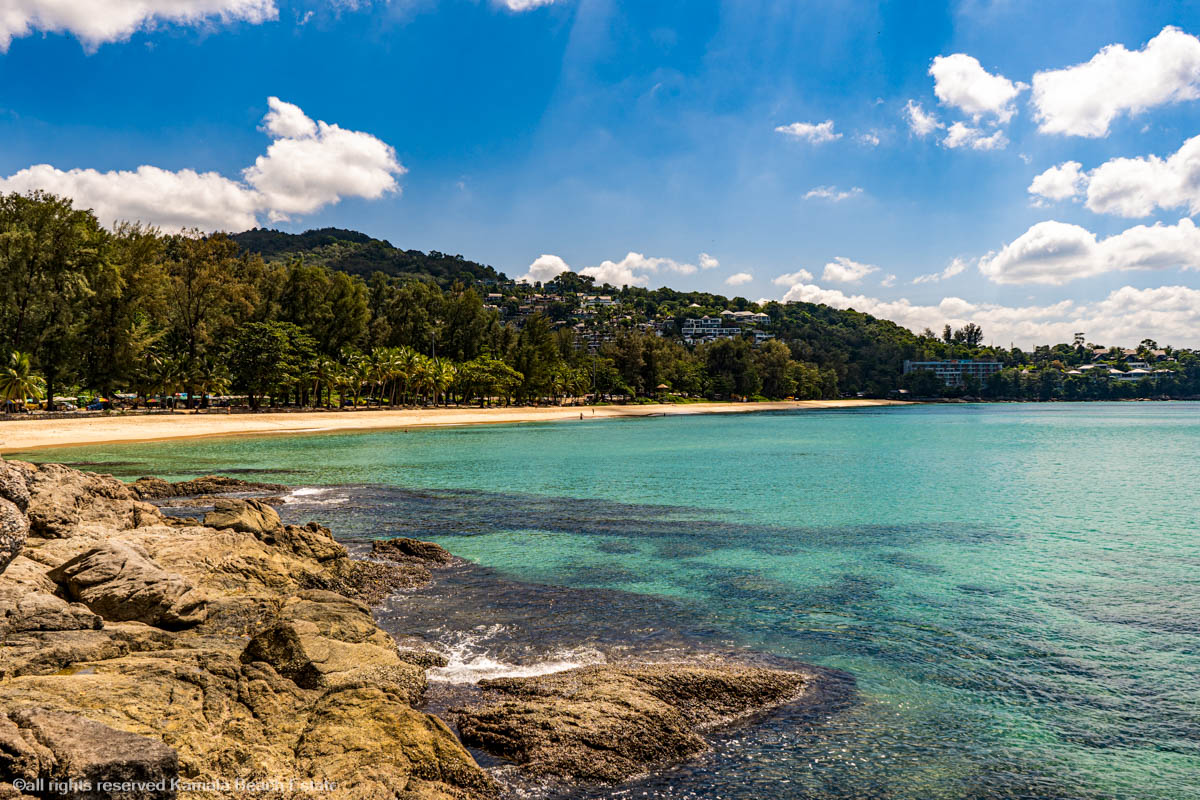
454, 663, 813, 783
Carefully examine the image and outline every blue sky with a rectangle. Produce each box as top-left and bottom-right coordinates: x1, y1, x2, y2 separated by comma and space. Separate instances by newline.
2, 0, 1200, 346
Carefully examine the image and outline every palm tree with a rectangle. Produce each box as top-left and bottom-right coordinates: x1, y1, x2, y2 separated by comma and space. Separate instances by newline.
430, 359, 457, 406
396, 346, 421, 405
0, 351, 45, 411
310, 357, 339, 408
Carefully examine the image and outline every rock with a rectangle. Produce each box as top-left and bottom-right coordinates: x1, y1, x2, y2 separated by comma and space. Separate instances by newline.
0, 499, 29, 575
0, 708, 178, 799
453, 663, 813, 783
262, 522, 347, 564
23, 464, 148, 539
397, 649, 450, 669
47, 541, 207, 629
372, 537, 454, 565
305, 560, 433, 606
202, 498, 281, 536
130, 475, 288, 500
0, 588, 102, 634
0, 461, 31, 511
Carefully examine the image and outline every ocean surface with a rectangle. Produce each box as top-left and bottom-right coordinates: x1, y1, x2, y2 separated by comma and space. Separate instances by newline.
14, 403, 1200, 800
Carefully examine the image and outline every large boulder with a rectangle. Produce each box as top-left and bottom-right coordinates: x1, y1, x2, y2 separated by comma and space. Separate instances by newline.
22, 464, 154, 540
202, 498, 280, 537
47, 541, 207, 629
0, 708, 178, 799
372, 537, 454, 565
0, 461, 31, 512
454, 663, 814, 783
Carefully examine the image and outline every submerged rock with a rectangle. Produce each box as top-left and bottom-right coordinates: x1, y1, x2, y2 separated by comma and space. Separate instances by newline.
453, 663, 813, 783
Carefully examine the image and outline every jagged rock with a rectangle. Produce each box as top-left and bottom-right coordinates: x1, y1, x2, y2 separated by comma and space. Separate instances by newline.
0, 457, 497, 799
0, 708, 178, 799
305, 560, 433, 606
202, 498, 281, 536
130, 475, 288, 500
47, 541, 207, 629
372, 537, 454, 565
0, 499, 29, 575
454, 663, 813, 783
0, 461, 31, 511
396, 649, 450, 669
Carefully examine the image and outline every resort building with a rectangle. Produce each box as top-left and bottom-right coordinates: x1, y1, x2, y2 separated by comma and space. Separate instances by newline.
902, 359, 1004, 387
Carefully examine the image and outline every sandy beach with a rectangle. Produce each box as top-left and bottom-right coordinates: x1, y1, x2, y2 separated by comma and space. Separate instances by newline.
0, 399, 907, 453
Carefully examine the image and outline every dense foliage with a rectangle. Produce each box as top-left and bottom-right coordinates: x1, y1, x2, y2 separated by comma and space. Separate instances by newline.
1, 192, 1197, 411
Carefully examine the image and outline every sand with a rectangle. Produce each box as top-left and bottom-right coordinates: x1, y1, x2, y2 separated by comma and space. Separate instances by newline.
0, 399, 908, 453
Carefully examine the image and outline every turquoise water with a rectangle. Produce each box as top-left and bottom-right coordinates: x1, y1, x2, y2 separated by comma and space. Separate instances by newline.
14, 403, 1200, 799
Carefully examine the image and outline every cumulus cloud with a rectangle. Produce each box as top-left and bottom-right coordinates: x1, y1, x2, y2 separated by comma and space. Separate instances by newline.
803, 185, 863, 202
978, 218, 1200, 285
1028, 161, 1087, 202
904, 100, 943, 137
0, 0, 278, 51
775, 120, 841, 144
1029, 137, 1200, 217
519, 254, 571, 284
857, 132, 881, 146
880, 273, 897, 287
576, 252, 712, 287
1032, 26, 1200, 137
772, 269, 813, 286
777, 280, 1200, 348
929, 53, 1026, 123
913, 257, 968, 284
821, 256, 878, 284
699, 253, 720, 269
725, 272, 753, 287
942, 122, 1008, 150
0, 97, 405, 231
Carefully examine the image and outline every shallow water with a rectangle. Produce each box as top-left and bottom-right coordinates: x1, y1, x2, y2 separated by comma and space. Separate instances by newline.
14, 403, 1200, 799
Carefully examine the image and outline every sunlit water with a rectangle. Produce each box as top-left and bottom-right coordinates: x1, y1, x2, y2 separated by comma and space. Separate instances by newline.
13, 403, 1200, 799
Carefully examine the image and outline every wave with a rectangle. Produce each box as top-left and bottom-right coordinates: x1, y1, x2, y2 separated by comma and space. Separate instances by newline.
283, 487, 348, 506
425, 624, 604, 684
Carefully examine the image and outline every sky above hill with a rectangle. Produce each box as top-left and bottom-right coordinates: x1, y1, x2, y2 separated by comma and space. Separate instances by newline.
2, 0, 1199, 347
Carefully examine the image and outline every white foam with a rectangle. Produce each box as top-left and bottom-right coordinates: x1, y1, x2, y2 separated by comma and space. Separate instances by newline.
425, 625, 604, 684
283, 487, 348, 505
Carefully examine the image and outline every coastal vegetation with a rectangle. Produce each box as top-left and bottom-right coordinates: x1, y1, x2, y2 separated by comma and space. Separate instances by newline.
1, 191, 1198, 412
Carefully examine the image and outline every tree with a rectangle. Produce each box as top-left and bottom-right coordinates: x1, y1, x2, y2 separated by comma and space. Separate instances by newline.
0, 351, 45, 409
226, 322, 296, 410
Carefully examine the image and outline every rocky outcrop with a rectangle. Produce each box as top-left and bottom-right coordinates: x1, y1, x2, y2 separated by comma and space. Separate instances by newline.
373, 538, 454, 565
0, 457, 494, 800
454, 663, 813, 783
129, 475, 288, 500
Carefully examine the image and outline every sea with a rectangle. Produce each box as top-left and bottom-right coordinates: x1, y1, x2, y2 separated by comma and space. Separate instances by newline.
13, 402, 1200, 800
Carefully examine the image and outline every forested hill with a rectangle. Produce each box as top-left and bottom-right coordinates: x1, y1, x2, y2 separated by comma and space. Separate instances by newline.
228, 228, 507, 285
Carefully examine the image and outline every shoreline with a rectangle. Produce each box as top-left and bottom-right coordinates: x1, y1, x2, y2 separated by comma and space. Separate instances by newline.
0, 399, 909, 453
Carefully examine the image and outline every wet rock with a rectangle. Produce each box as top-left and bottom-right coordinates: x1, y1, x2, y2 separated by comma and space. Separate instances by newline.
372, 537, 454, 565
453, 663, 813, 783
202, 498, 280, 537
0, 708, 178, 799
130, 475, 288, 500
47, 541, 207, 629
397, 649, 450, 669
305, 560, 434, 606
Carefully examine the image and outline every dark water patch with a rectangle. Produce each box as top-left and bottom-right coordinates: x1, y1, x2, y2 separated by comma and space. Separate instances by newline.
595, 539, 640, 555
878, 551, 945, 575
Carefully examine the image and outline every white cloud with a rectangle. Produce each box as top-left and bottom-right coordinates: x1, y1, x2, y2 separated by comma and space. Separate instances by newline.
0, 97, 405, 231
821, 256, 878, 284
803, 185, 863, 202
880, 273, 897, 287
772, 269, 813, 286
942, 121, 1008, 150
857, 132, 881, 146
1028, 161, 1087, 202
778, 280, 1200, 348
929, 53, 1026, 123
904, 100, 943, 137
1082, 135, 1200, 217
0, 0, 277, 51
1032, 26, 1200, 137
913, 257, 968, 284
775, 120, 841, 144
498, 0, 557, 9
577, 251, 710, 287
725, 272, 753, 287
978, 218, 1200, 285
519, 254, 571, 284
